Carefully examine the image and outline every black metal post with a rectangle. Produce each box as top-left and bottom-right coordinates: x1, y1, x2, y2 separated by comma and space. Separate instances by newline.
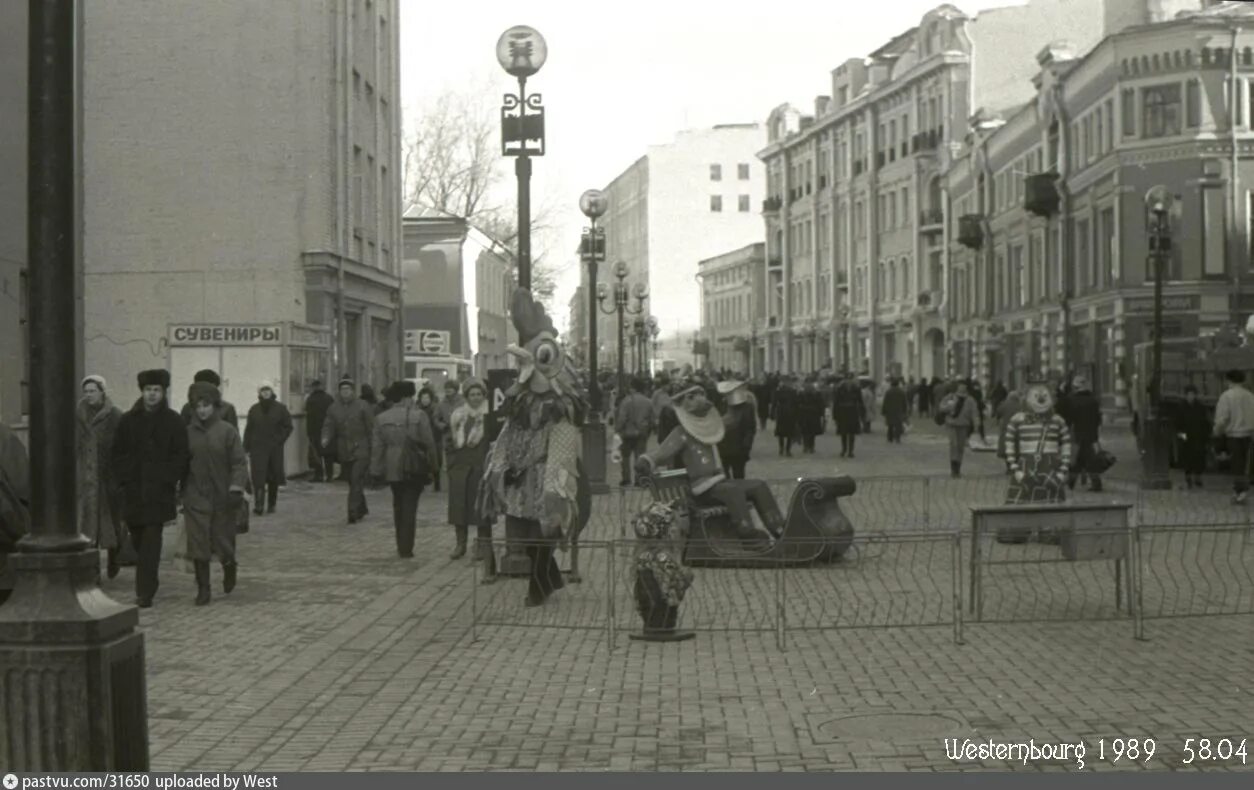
616, 299, 626, 395
1, 0, 149, 770
514, 76, 531, 292
586, 231, 600, 413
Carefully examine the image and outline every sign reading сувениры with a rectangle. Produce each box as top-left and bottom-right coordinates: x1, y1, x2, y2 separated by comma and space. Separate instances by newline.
169, 324, 283, 346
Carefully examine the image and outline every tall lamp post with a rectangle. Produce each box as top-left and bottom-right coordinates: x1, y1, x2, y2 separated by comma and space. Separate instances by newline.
647, 317, 660, 375
0, 0, 149, 770
597, 261, 647, 398
578, 189, 609, 494
496, 25, 546, 294
1139, 186, 1178, 490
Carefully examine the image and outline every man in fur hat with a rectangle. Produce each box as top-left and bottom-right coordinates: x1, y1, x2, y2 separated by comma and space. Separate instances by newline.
322, 376, 375, 524
179, 369, 239, 430
244, 380, 293, 515
636, 377, 783, 546
111, 369, 190, 607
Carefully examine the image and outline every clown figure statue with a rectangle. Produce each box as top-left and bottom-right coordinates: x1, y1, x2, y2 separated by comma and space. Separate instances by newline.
1002, 381, 1073, 506
636, 377, 784, 549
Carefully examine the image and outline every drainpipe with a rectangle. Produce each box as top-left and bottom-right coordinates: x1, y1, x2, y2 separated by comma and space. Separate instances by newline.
333, 0, 349, 382
1231, 25, 1243, 323
1053, 80, 1074, 380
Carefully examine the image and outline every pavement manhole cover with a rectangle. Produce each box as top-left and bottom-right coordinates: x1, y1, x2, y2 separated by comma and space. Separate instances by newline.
815, 712, 966, 742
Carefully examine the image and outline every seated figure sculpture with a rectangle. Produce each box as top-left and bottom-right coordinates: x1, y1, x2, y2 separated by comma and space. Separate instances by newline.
635, 377, 783, 550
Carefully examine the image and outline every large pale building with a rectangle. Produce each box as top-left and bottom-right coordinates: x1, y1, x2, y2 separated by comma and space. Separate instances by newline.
590, 125, 767, 369
697, 243, 768, 374
946, 0, 1254, 411
756, 0, 1128, 380
56, 0, 403, 472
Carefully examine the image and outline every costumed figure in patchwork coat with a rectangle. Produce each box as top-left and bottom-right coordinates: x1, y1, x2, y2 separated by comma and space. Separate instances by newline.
478, 287, 592, 607
999, 381, 1073, 543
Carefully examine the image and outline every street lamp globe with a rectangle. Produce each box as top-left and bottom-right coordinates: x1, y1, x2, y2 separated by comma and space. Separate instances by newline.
613, 260, 630, 279
579, 189, 608, 219
597, 282, 609, 300
496, 26, 547, 78
632, 282, 649, 299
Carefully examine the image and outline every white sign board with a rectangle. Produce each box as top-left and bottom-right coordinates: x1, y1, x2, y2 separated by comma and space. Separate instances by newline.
404, 329, 451, 355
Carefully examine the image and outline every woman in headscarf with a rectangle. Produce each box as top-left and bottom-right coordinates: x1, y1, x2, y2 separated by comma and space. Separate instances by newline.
77, 375, 125, 579
416, 386, 443, 492
243, 380, 293, 516
445, 377, 497, 569
183, 381, 248, 605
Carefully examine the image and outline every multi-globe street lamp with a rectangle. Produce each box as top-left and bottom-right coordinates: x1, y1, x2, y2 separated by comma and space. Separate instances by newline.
496, 25, 546, 296
597, 261, 648, 399
1139, 185, 1179, 491
578, 189, 609, 493
629, 315, 658, 377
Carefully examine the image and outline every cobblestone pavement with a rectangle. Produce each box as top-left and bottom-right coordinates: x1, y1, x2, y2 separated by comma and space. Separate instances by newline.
100, 418, 1254, 772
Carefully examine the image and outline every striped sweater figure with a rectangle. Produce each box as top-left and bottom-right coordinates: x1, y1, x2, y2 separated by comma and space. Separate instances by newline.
1002, 409, 1073, 505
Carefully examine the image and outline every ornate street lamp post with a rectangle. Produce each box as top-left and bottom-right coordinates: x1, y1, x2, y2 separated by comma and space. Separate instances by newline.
496, 25, 546, 296
597, 261, 647, 401
644, 316, 659, 376
0, 0, 149, 769
578, 189, 608, 494
1139, 186, 1178, 490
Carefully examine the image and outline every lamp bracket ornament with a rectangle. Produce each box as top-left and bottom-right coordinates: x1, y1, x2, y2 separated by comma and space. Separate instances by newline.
501, 93, 545, 157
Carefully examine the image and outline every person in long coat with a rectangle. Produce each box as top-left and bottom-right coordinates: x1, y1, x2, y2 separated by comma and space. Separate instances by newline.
881, 378, 909, 443
445, 377, 497, 566
797, 380, 825, 454
717, 379, 757, 478
304, 380, 335, 482
940, 380, 980, 478
860, 380, 877, 434
0, 420, 30, 606
771, 379, 799, 456
243, 380, 293, 516
321, 377, 375, 524
112, 369, 190, 608
370, 381, 437, 559
183, 381, 248, 605
832, 374, 865, 458
417, 387, 443, 492
1176, 384, 1212, 489
77, 375, 124, 578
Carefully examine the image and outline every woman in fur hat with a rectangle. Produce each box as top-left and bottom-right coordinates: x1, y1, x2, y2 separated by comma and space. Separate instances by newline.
184, 381, 249, 604
112, 368, 189, 608
446, 377, 496, 567
77, 375, 125, 578
179, 369, 238, 429
243, 380, 293, 516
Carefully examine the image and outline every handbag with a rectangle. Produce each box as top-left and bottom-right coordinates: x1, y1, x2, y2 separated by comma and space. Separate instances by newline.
1089, 442, 1116, 475
401, 407, 431, 484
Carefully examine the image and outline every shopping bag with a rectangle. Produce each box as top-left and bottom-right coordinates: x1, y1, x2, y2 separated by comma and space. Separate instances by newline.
236, 493, 251, 535
162, 516, 193, 573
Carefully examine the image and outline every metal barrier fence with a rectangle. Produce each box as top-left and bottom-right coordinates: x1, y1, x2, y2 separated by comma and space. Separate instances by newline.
582, 474, 1254, 542
469, 478, 1254, 648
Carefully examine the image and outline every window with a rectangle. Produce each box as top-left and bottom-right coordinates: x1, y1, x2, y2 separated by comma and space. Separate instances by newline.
1227, 76, 1246, 128
1186, 79, 1202, 128
1142, 84, 1182, 138
710, 164, 722, 181
738, 163, 750, 180
1099, 208, 1116, 284
1105, 99, 1114, 150
710, 195, 723, 212
1076, 218, 1092, 289
1122, 88, 1136, 137
734, 194, 750, 212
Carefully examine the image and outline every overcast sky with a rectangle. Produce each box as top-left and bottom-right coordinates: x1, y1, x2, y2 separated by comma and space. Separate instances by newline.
397, 0, 1015, 330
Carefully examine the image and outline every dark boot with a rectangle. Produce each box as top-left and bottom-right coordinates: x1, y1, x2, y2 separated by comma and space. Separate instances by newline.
266, 484, 277, 514
194, 561, 211, 606
450, 525, 468, 560
222, 562, 237, 594
950, 461, 961, 478
106, 549, 120, 580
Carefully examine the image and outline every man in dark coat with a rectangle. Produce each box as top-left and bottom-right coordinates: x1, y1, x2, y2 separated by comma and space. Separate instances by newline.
304, 379, 335, 482
322, 377, 375, 524
112, 369, 191, 608
771, 378, 799, 456
717, 379, 757, 478
244, 380, 293, 515
832, 373, 865, 458
179, 369, 239, 430
881, 378, 909, 443
1059, 374, 1104, 492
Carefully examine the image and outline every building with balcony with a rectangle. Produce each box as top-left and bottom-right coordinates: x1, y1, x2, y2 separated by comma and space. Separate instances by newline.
756, 0, 1114, 380
946, 0, 1254, 411
697, 243, 767, 374
593, 124, 767, 370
